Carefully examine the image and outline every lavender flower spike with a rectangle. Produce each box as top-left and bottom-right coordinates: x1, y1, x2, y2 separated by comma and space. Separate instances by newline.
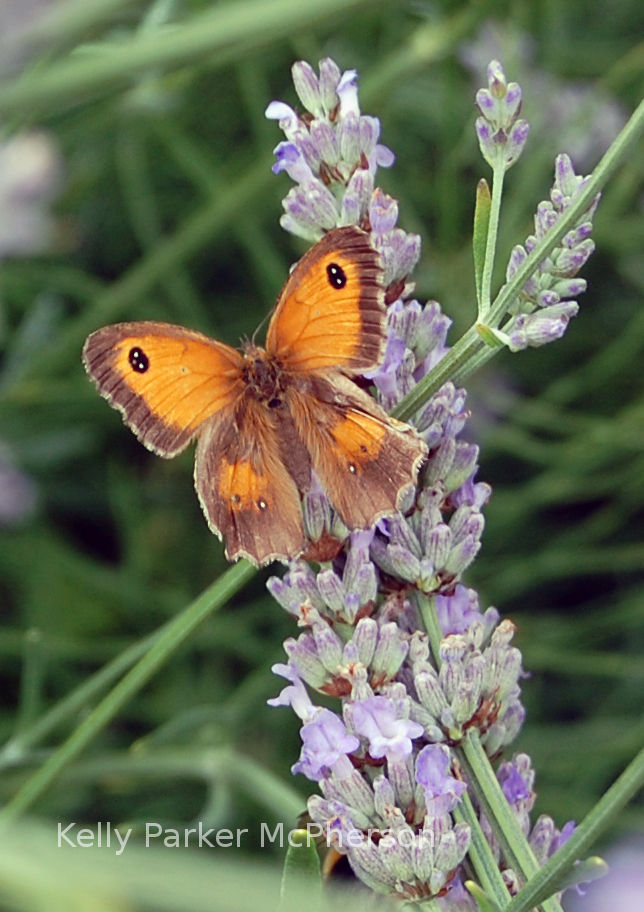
266, 58, 394, 240
475, 60, 529, 170
265, 56, 593, 905
500, 153, 601, 350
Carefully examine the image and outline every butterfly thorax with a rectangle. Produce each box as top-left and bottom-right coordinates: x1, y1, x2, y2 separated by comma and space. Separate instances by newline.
241, 344, 287, 408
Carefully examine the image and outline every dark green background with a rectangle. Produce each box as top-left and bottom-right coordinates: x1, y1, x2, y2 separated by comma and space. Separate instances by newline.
0, 0, 642, 906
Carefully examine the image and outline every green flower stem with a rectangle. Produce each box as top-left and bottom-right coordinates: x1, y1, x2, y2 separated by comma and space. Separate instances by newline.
453, 791, 510, 909
0, 559, 256, 825
458, 733, 563, 912
478, 155, 506, 319
415, 595, 519, 911
416, 594, 564, 912
486, 94, 644, 331
0, 0, 381, 119
392, 325, 481, 422
505, 744, 644, 912
393, 95, 644, 424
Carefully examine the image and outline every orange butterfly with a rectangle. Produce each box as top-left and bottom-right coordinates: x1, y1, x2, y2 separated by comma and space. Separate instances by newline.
83, 226, 427, 566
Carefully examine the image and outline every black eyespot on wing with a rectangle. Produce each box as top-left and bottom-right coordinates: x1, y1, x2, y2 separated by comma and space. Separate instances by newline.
326, 262, 347, 289
129, 347, 149, 373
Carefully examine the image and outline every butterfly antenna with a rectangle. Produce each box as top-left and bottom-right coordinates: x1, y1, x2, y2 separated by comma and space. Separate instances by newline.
251, 308, 272, 345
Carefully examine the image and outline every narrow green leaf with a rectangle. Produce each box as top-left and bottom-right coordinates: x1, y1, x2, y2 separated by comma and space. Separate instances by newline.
552, 856, 608, 893
473, 178, 492, 307
465, 880, 503, 912
279, 830, 322, 911
476, 322, 507, 348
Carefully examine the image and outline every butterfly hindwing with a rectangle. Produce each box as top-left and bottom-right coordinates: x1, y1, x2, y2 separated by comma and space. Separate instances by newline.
194, 398, 306, 565
286, 373, 427, 529
266, 226, 386, 374
83, 322, 245, 457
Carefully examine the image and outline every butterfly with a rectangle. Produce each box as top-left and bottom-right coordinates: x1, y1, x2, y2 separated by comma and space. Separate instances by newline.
83, 225, 427, 566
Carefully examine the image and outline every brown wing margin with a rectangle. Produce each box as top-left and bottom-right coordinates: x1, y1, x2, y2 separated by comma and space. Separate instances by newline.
82, 322, 245, 457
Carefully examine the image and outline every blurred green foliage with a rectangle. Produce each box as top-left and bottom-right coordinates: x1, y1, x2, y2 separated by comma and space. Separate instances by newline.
0, 0, 642, 907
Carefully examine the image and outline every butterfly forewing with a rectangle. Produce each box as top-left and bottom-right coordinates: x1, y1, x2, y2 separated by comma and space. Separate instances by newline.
83, 322, 245, 457
266, 226, 386, 374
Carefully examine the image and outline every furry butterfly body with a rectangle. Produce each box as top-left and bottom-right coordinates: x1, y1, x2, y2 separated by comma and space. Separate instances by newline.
83, 226, 427, 566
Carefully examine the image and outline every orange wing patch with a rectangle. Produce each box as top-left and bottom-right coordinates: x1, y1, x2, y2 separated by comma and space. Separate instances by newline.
266, 225, 385, 374
327, 409, 387, 472
83, 322, 244, 457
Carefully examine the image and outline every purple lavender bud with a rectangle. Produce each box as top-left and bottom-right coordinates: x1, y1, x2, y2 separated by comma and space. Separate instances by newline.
370, 187, 399, 234
315, 568, 345, 615
388, 543, 422, 582
311, 616, 344, 670
302, 488, 332, 541
498, 763, 532, 803
555, 238, 595, 274
487, 60, 507, 99
309, 119, 339, 164
384, 755, 416, 810
283, 634, 329, 688
318, 57, 342, 116
507, 301, 579, 351
475, 117, 497, 165
358, 115, 380, 157
413, 667, 447, 721
529, 814, 558, 865
340, 167, 374, 225
504, 81, 522, 117
444, 533, 481, 577
564, 221, 594, 246
505, 118, 530, 165
291, 60, 323, 117
282, 180, 339, 232
321, 762, 377, 819
353, 618, 378, 667
475, 88, 496, 117
434, 822, 472, 877
425, 523, 452, 570
444, 443, 480, 494
371, 622, 409, 679
338, 113, 362, 165
537, 289, 561, 308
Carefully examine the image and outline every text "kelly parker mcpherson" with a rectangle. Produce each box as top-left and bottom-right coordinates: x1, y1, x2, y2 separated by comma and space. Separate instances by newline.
57, 821, 324, 855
